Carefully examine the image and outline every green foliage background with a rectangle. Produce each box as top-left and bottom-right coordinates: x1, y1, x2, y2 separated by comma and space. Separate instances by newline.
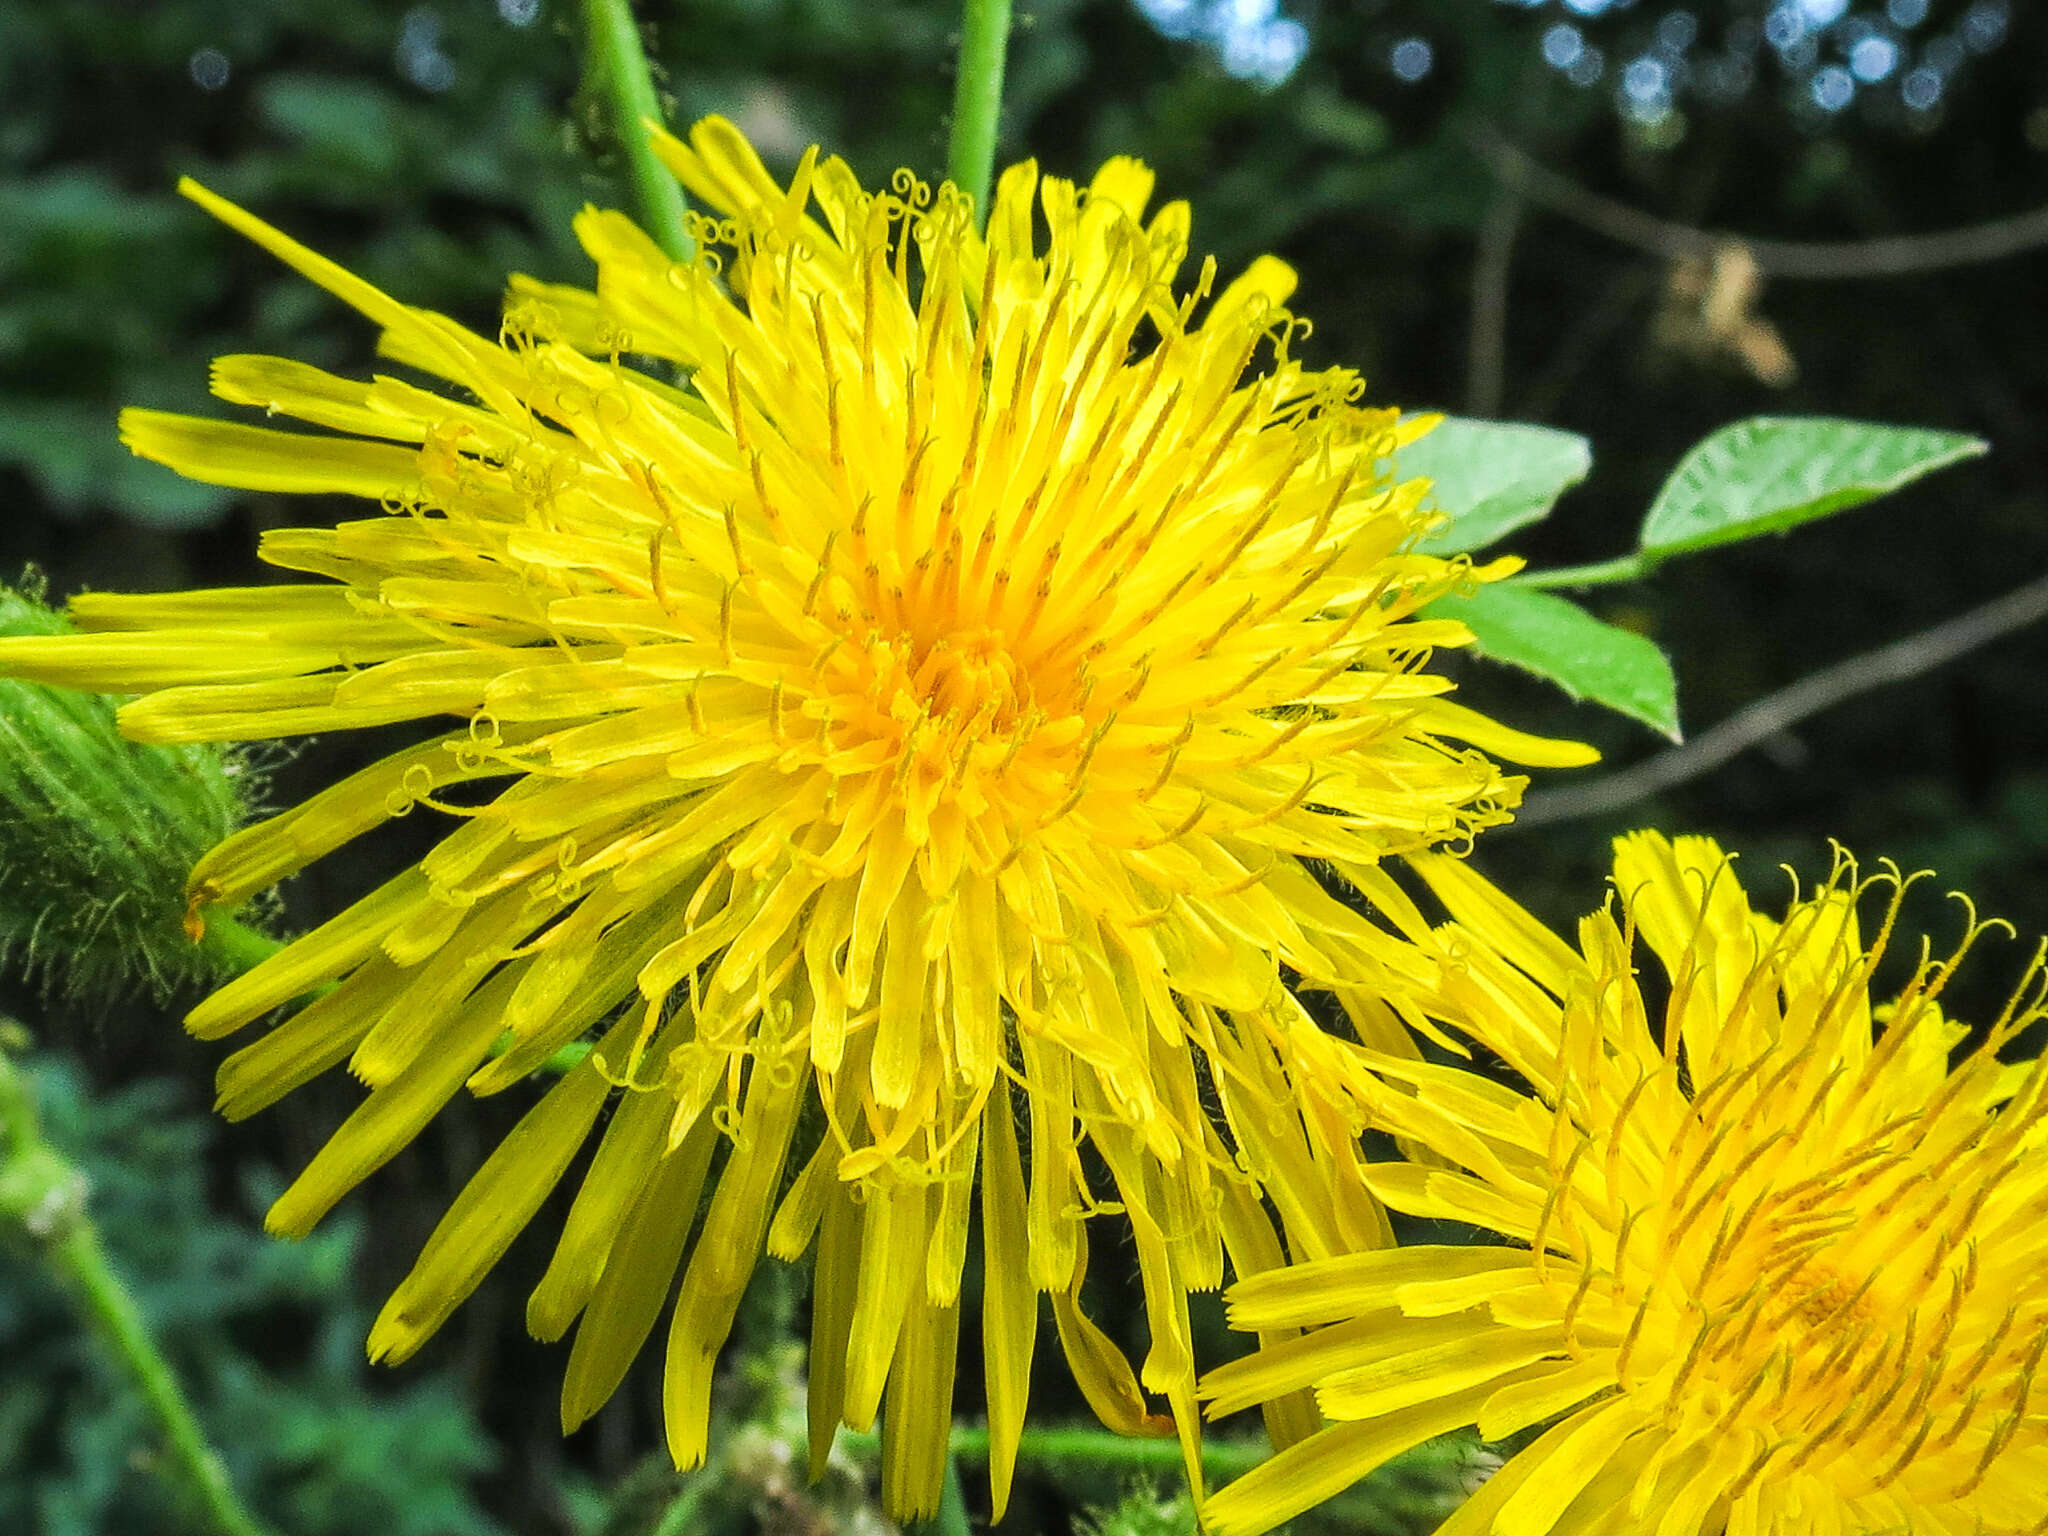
0, 1059, 516, 1536
3, 0, 2046, 1531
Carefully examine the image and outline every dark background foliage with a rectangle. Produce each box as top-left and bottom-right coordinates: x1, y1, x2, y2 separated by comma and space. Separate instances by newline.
3, 0, 2046, 1530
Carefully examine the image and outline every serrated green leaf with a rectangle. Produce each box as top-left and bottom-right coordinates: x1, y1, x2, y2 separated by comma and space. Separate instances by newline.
1430, 584, 1679, 740
1400, 417, 1593, 555
1639, 416, 1985, 560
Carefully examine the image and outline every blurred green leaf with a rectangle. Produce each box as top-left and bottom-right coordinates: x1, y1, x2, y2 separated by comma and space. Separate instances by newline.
1293, 85, 1389, 155
0, 173, 184, 279
1402, 417, 1593, 555
0, 399, 235, 525
1430, 584, 1680, 739
1639, 417, 1987, 561
257, 75, 404, 181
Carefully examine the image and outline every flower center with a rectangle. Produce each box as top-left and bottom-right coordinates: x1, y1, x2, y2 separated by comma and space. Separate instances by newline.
911, 628, 1030, 727
809, 622, 1068, 816
1770, 1261, 1875, 1338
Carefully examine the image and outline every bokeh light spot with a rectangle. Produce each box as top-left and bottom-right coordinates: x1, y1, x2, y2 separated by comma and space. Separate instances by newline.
1390, 37, 1434, 82
187, 47, 229, 92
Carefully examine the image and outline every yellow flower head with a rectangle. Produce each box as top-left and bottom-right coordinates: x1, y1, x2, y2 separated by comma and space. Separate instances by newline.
0, 118, 1590, 1517
1202, 831, 2048, 1536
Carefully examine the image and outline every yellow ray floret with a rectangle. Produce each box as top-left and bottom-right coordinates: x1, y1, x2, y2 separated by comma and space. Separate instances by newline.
1201, 830, 2048, 1536
0, 116, 1594, 1520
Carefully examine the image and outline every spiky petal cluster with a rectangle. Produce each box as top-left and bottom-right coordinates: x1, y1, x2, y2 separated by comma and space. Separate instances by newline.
0, 118, 1590, 1517
1202, 832, 2048, 1536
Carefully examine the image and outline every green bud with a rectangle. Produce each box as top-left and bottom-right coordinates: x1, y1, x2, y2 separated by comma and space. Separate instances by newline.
0, 578, 268, 1006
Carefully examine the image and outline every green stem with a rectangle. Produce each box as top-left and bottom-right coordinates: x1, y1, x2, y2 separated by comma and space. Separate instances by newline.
0, 1053, 275, 1536
486, 1031, 594, 1078
206, 911, 593, 1075
542, 1040, 594, 1074
947, 0, 1014, 226
53, 1225, 275, 1536
193, 912, 284, 977
844, 1424, 1471, 1483
1510, 552, 1657, 590
580, 0, 694, 260
646, 1473, 710, 1536
907, 1453, 972, 1536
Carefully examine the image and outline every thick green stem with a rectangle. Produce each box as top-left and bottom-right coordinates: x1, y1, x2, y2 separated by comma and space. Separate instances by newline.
1510, 552, 1657, 590
843, 1423, 1474, 1484
51, 1224, 274, 1536
947, 0, 1013, 226
0, 1052, 275, 1536
580, 0, 693, 260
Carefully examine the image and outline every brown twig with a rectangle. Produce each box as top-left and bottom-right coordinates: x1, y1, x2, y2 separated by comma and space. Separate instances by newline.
1514, 263, 1656, 420
1516, 570, 2048, 828
1469, 126, 2048, 280
1465, 189, 1524, 417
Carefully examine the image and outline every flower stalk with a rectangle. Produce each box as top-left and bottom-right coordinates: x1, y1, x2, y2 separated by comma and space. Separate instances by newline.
1510, 552, 1660, 589
0, 1043, 275, 1536
947, 0, 1013, 225
845, 1423, 1479, 1483
580, 0, 693, 260
192, 912, 285, 977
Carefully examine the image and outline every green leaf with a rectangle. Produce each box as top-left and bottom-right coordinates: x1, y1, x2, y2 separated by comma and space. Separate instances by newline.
1293, 85, 1390, 155
1639, 416, 1986, 560
1430, 584, 1680, 740
1399, 417, 1593, 555
257, 74, 404, 180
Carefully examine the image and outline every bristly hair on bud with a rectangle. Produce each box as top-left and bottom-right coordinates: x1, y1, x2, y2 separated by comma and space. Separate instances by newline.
0, 579, 268, 1009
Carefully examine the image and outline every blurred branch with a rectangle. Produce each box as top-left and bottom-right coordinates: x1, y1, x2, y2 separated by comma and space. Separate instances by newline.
581, 0, 693, 260
948, 0, 1014, 226
1465, 189, 1524, 417
1469, 126, 2048, 279
1518, 569, 2048, 827
0, 1043, 275, 1536
1515, 264, 1657, 420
